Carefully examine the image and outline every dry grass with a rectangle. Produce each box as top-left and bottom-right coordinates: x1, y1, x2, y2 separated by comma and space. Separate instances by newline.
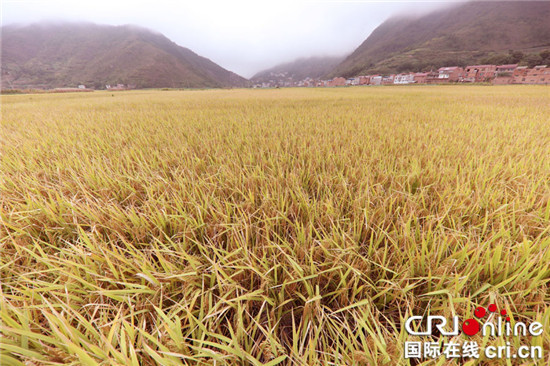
1, 86, 549, 365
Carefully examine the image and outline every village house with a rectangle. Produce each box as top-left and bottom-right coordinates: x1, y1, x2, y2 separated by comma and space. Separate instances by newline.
540, 66, 550, 84
496, 64, 518, 74
369, 75, 382, 85
358, 76, 370, 85
425, 71, 442, 84
394, 73, 415, 84
492, 75, 514, 85
299, 77, 317, 87
413, 72, 428, 84
381, 74, 395, 85
437, 67, 463, 82
512, 66, 530, 84
327, 77, 346, 87
524, 65, 549, 84
346, 77, 361, 86
106, 83, 127, 90
492, 64, 518, 84
462, 65, 496, 82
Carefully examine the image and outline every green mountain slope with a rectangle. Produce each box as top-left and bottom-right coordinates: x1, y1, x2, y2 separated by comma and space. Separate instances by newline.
1, 22, 248, 89
330, 1, 550, 77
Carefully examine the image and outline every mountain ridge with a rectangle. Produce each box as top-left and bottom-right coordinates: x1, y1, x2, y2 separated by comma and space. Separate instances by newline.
1, 22, 248, 89
329, 1, 550, 77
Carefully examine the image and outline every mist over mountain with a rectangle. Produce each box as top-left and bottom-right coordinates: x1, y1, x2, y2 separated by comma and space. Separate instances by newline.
1, 22, 248, 89
329, 1, 550, 77
251, 56, 345, 84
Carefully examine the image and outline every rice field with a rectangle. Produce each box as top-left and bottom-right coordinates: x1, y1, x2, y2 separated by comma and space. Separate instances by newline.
1, 85, 549, 365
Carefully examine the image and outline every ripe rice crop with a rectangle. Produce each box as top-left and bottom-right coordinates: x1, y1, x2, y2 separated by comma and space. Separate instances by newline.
1, 86, 549, 365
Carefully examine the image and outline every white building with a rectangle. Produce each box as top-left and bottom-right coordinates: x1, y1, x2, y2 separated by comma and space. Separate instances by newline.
394, 74, 415, 84
370, 76, 382, 85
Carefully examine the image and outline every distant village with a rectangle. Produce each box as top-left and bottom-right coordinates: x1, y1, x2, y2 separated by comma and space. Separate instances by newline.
5, 64, 548, 93
252, 64, 550, 88
41, 84, 137, 92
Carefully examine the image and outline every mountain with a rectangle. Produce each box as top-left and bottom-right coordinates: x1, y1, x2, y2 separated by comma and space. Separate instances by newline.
330, 1, 550, 77
251, 56, 344, 84
1, 22, 248, 89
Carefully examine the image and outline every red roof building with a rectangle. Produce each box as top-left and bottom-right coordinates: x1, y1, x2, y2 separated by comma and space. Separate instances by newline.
524, 65, 549, 84
327, 77, 346, 87
359, 76, 370, 85
513, 66, 530, 84
437, 66, 463, 82
381, 74, 395, 85
413, 72, 429, 84
496, 64, 518, 73
462, 65, 496, 82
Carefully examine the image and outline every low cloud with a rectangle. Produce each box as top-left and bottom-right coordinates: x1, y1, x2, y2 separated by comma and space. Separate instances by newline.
2, 0, 452, 77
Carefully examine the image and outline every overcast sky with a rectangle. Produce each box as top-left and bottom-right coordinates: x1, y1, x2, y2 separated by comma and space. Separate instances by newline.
2, 0, 455, 77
